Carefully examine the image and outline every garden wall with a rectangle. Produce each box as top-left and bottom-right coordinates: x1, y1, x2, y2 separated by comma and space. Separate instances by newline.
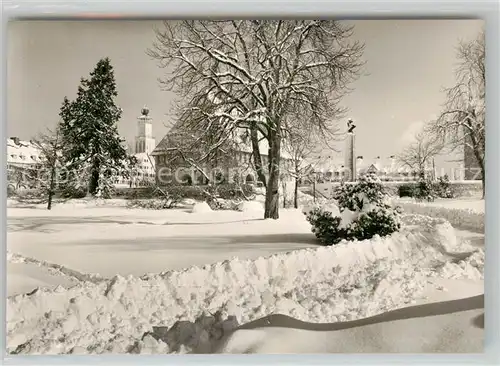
313, 181, 483, 199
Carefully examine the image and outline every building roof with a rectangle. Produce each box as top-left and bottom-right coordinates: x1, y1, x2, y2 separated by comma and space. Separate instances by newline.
150, 121, 185, 156
152, 122, 293, 159
7, 138, 43, 165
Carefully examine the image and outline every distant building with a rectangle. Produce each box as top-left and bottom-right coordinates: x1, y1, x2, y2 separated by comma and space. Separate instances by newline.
151, 122, 294, 186
6, 137, 43, 189
309, 155, 430, 182
131, 106, 156, 186
134, 106, 156, 156
114, 106, 157, 187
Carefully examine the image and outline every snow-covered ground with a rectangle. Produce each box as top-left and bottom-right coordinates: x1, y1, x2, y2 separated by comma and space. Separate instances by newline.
7, 206, 317, 283
393, 198, 484, 233
7, 198, 484, 355
216, 289, 483, 353
395, 197, 484, 213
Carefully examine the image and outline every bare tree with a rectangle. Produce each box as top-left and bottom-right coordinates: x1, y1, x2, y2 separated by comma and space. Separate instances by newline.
33, 126, 64, 210
430, 30, 485, 196
282, 124, 325, 208
397, 124, 444, 179
148, 20, 364, 219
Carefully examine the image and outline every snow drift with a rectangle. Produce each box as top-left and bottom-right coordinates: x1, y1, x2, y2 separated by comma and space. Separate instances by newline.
395, 200, 484, 233
6, 214, 483, 355
237, 201, 264, 213
215, 295, 484, 353
190, 202, 213, 214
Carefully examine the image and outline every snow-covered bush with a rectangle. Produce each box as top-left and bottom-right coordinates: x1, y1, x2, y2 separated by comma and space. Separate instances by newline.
305, 174, 402, 245
334, 173, 389, 210
61, 185, 88, 199
414, 176, 437, 202
95, 172, 115, 199
433, 175, 455, 199
397, 176, 454, 200
305, 207, 345, 245
348, 206, 402, 241
397, 183, 417, 198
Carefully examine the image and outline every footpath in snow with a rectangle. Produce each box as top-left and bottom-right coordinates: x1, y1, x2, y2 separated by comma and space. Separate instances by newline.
6, 209, 484, 355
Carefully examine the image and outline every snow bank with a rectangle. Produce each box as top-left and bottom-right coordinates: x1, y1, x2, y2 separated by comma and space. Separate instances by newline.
401, 214, 480, 256
190, 202, 213, 214
7, 216, 483, 355
7, 262, 80, 298
215, 293, 484, 354
237, 201, 264, 213
395, 200, 484, 233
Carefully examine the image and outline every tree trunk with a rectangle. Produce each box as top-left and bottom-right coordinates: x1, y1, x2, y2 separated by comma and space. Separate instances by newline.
469, 127, 485, 199
47, 162, 56, 210
477, 154, 485, 199
294, 176, 299, 209
250, 125, 267, 188
282, 179, 287, 208
481, 170, 485, 199
471, 143, 485, 199
89, 161, 100, 195
264, 128, 281, 219
313, 179, 316, 203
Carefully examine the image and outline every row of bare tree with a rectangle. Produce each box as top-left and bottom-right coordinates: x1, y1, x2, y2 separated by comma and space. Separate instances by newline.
397, 30, 485, 197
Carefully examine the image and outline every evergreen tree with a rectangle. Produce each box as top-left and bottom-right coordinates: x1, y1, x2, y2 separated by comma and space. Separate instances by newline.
59, 58, 127, 196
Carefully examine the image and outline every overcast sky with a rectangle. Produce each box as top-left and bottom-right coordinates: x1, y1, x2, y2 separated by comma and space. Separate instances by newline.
7, 19, 483, 161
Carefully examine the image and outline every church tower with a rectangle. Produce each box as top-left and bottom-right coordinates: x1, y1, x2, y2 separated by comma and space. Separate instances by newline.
135, 105, 156, 154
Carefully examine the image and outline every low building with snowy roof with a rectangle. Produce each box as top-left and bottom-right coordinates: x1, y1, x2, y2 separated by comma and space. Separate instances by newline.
7, 137, 44, 189
306, 155, 433, 182
307, 153, 469, 183
7, 137, 43, 166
